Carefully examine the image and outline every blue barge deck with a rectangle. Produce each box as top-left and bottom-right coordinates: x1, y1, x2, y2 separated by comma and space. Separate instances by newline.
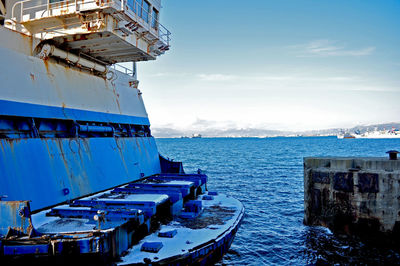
0, 171, 244, 265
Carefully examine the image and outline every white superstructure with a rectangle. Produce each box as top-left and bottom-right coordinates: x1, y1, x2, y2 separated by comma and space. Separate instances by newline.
2, 0, 169, 63
0, 0, 171, 122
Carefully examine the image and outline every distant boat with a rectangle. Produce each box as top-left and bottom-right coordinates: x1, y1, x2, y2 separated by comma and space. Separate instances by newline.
337, 133, 356, 139
192, 133, 202, 138
355, 130, 400, 139
338, 129, 400, 139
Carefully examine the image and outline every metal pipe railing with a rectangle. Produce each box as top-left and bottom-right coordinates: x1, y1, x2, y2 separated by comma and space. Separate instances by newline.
111, 63, 135, 76
112, 0, 171, 45
11, 0, 31, 20
13, 0, 91, 19
12, 0, 170, 45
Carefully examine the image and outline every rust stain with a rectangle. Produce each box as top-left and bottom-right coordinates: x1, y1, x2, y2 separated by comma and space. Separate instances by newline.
7, 202, 18, 230
54, 139, 80, 196
28, 36, 33, 56
135, 137, 142, 154
56, 138, 92, 197
2, 201, 31, 234
4, 138, 21, 154
113, 88, 121, 113
81, 138, 92, 161
54, 17, 69, 30
105, 80, 121, 113
56, 139, 71, 178
20, 215, 26, 233
43, 60, 65, 102
30, 73, 35, 81
44, 140, 55, 160
43, 59, 50, 74
115, 138, 129, 173
69, 138, 79, 154
0, 140, 5, 153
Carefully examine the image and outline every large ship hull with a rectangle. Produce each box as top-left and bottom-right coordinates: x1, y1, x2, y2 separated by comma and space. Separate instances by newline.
0, 26, 243, 264
0, 27, 160, 211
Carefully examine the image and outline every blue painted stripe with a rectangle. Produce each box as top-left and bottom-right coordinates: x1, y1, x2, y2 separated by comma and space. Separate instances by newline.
0, 99, 150, 125
3, 244, 50, 255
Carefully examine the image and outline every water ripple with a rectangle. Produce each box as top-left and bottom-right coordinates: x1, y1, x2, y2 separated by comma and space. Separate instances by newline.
156, 137, 400, 265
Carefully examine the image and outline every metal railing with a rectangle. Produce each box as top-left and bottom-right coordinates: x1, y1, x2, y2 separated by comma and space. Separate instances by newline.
111, 63, 136, 77
11, 0, 171, 46
121, 0, 171, 46
11, 0, 34, 20
12, 0, 96, 23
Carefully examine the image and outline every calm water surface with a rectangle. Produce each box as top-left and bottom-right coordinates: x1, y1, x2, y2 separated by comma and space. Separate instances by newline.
155, 137, 400, 265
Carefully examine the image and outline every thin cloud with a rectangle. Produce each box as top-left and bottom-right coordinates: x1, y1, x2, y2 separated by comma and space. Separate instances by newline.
194, 73, 399, 92
197, 74, 237, 81
347, 86, 400, 92
197, 74, 291, 82
197, 73, 361, 83
290, 39, 375, 57
143, 72, 189, 78
146, 71, 361, 83
191, 118, 239, 130
255, 76, 361, 82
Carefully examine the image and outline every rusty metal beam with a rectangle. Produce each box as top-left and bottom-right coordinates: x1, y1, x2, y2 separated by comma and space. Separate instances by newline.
92, 48, 145, 57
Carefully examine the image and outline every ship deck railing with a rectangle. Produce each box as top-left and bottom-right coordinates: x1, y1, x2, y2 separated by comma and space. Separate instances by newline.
11, 0, 171, 46
112, 63, 136, 77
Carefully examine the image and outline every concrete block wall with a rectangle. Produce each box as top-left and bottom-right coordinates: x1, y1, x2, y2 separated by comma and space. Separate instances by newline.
304, 157, 400, 238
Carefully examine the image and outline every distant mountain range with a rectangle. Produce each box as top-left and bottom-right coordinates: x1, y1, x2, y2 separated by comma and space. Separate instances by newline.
151, 127, 289, 138
301, 122, 400, 137
151, 122, 400, 138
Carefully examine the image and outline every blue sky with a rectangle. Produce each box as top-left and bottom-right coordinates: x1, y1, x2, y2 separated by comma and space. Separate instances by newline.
139, 0, 400, 132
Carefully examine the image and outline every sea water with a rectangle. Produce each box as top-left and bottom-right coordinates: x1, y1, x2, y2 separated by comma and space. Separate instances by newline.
156, 137, 400, 265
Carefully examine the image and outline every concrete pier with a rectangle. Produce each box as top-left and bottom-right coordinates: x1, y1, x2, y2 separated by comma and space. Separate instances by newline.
304, 156, 400, 240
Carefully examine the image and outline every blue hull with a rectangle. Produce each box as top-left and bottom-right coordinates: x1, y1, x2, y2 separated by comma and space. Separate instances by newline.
0, 137, 161, 212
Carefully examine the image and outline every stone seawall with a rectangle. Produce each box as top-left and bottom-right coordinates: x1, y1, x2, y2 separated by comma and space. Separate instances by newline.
304, 157, 400, 240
